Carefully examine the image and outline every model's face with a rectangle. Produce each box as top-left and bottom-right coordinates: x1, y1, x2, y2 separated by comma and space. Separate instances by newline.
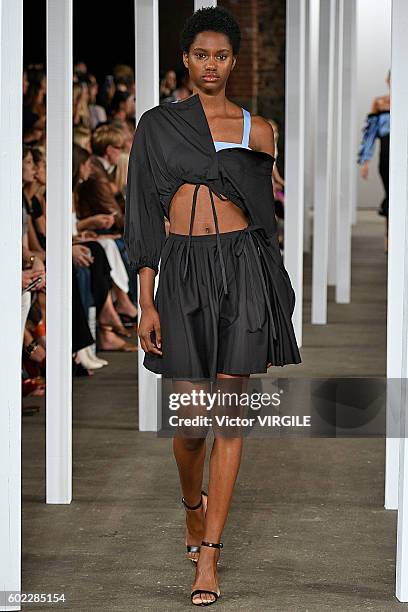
183, 31, 236, 93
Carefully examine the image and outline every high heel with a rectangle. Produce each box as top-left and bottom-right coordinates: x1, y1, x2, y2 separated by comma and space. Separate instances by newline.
190, 541, 223, 606
182, 490, 208, 565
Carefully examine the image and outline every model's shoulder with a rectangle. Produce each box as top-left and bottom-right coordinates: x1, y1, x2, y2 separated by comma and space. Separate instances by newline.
249, 115, 275, 155
138, 104, 164, 124
250, 115, 274, 137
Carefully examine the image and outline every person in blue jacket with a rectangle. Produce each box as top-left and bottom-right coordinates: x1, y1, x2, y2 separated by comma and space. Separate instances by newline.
358, 70, 390, 253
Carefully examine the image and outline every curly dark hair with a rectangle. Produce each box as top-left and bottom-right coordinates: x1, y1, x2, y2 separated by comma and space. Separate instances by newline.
180, 6, 241, 55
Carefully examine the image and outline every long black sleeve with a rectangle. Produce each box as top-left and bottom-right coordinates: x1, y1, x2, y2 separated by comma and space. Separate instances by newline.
124, 112, 166, 275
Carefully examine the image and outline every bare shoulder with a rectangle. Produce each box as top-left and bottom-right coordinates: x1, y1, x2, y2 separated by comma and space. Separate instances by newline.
250, 115, 275, 157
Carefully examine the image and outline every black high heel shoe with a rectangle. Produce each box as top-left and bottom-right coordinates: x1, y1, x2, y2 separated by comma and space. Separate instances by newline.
182, 490, 208, 565
190, 540, 223, 606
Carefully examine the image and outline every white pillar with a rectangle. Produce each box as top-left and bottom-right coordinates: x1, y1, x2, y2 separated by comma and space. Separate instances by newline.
303, 0, 313, 255
135, 0, 160, 431
335, 0, 355, 303
349, 3, 358, 227
312, 0, 335, 324
385, 0, 408, 514
46, 0, 73, 503
0, 0, 23, 607
392, 0, 408, 599
327, 0, 340, 287
285, 0, 305, 346
194, 0, 216, 9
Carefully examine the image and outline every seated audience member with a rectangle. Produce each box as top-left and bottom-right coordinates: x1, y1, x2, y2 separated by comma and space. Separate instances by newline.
109, 90, 135, 124
73, 82, 91, 128
87, 74, 107, 129
160, 69, 177, 101
74, 60, 88, 79
24, 147, 47, 249
73, 144, 137, 323
73, 126, 92, 153
22, 147, 45, 262
24, 65, 46, 121
76, 125, 125, 231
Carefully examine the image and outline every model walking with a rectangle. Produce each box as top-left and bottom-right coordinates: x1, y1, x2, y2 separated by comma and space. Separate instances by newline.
124, 7, 301, 606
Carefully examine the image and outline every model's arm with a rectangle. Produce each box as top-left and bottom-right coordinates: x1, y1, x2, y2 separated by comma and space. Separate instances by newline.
124, 112, 166, 356
250, 115, 276, 196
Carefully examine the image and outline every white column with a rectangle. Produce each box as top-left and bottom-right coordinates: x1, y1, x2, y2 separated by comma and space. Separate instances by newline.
303, 0, 313, 255
285, 0, 305, 346
0, 1, 23, 608
386, 0, 408, 513
327, 0, 340, 287
135, 0, 160, 431
393, 0, 408, 599
335, 0, 355, 303
194, 0, 216, 9
349, 3, 358, 227
311, 0, 335, 324
46, 0, 73, 503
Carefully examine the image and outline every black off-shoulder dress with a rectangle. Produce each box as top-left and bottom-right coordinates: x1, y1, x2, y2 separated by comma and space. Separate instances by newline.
124, 94, 301, 381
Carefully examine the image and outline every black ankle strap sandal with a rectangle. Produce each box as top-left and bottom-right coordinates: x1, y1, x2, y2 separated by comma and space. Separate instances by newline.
182, 490, 207, 510
182, 490, 208, 564
190, 541, 223, 606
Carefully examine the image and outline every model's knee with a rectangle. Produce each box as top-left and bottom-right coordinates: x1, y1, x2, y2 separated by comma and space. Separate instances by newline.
177, 435, 206, 452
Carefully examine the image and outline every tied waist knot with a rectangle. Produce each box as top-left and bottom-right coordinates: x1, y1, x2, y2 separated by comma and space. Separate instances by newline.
181, 185, 277, 342
182, 183, 230, 295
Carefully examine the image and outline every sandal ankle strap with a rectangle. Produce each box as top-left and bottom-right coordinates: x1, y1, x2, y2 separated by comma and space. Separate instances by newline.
181, 490, 207, 510
201, 540, 223, 549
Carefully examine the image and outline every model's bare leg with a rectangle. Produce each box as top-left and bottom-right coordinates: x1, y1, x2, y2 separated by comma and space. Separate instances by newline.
173, 380, 210, 563
191, 373, 247, 605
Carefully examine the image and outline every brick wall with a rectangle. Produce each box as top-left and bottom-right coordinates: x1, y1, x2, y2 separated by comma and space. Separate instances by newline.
219, 0, 286, 169
219, 0, 259, 113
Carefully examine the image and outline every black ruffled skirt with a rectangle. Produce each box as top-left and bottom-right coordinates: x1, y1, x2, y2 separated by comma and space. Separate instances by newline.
143, 225, 302, 381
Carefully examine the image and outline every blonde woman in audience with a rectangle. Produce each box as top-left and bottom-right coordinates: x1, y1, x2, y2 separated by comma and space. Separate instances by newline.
74, 126, 92, 154
73, 82, 91, 128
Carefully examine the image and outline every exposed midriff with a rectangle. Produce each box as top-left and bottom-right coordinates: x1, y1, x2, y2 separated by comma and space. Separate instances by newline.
168, 183, 248, 235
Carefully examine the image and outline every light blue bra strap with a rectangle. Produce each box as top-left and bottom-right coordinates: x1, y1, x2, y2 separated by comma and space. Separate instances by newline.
241, 108, 251, 148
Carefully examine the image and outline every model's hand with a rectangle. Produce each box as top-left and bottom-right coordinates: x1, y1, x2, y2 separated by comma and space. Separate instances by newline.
360, 161, 369, 179
138, 305, 163, 356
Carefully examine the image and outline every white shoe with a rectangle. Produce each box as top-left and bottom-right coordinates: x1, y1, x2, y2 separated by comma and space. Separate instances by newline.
84, 346, 108, 366
77, 348, 104, 370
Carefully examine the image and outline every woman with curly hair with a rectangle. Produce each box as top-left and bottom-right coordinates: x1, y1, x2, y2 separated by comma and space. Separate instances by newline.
125, 6, 301, 605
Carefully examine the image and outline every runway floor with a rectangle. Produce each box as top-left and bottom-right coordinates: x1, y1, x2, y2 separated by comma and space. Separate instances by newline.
22, 210, 401, 611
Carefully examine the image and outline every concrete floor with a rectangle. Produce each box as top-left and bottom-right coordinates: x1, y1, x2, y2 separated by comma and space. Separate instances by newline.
22, 210, 405, 611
